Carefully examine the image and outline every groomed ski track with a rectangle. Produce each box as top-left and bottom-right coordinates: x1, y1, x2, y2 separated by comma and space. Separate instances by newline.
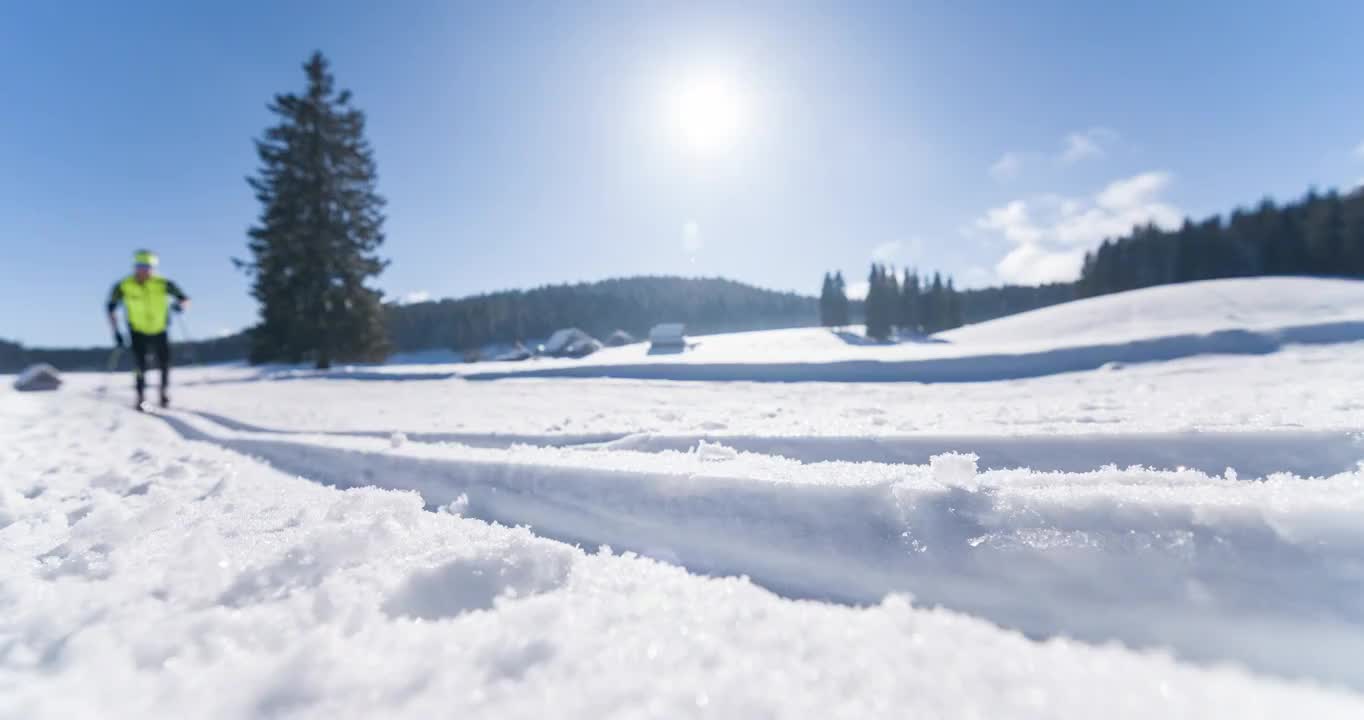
141, 401, 1364, 692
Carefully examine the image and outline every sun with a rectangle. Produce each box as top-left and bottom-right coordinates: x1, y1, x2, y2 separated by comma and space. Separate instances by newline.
668, 71, 747, 154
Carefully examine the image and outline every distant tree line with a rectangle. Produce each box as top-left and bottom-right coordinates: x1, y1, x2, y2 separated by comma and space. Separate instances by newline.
818, 272, 851, 327
956, 283, 1075, 325
1078, 188, 1364, 297
387, 276, 818, 352
0, 333, 250, 373
820, 264, 1072, 340
864, 265, 962, 340
0, 278, 814, 372
4, 272, 1083, 372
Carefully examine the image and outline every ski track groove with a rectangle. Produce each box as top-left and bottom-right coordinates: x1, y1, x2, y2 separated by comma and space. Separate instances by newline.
137, 402, 1364, 692
177, 407, 1364, 478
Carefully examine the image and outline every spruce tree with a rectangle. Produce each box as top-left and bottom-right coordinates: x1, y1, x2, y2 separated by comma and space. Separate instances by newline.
901, 268, 919, 334
1304, 191, 1344, 275
863, 265, 877, 338
832, 272, 850, 327
886, 266, 901, 336
945, 278, 963, 329
928, 272, 945, 333
1342, 191, 1364, 275
865, 264, 893, 340
238, 52, 389, 368
819, 272, 834, 326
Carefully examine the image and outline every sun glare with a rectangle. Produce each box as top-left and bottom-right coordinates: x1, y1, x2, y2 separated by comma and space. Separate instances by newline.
668, 71, 747, 154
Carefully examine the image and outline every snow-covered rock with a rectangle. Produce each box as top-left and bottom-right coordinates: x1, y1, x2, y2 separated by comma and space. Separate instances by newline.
12, 363, 61, 392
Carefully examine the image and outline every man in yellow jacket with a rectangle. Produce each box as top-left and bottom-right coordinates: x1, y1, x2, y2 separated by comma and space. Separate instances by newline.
107, 250, 190, 410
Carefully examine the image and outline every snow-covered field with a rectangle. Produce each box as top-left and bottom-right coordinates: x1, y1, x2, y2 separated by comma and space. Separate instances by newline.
5, 278, 1364, 717
202, 277, 1364, 384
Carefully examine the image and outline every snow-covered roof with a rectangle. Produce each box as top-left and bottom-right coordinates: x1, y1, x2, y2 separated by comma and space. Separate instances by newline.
648, 323, 686, 345
543, 328, 591, 354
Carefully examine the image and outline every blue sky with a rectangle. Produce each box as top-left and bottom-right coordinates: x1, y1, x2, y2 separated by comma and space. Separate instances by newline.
4, 1, 1364, 346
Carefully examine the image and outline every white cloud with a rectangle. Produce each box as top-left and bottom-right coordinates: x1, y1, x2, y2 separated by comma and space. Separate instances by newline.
989, 152, 1023, 181
871, 240, 903, 262
1055, 172, 1182, 247
1060, 127, 1117, 164
399, 290, 432, 305
995, 244, 1085, 285
845, 281, 870, 301
975, 171, 1183, 285
975, 200, 1042, 245
1097, 171, 1168, 209
682, 220, 703, 255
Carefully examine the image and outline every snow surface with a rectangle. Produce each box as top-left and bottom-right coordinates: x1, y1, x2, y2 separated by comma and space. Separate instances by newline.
942, 276, 1364, 347
144, 340, 1364, 476
7, 278, 1364, 716
5, 391, 1364, 718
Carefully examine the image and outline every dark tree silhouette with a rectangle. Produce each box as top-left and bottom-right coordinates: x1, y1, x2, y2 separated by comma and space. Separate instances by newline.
237, 52, 389, 367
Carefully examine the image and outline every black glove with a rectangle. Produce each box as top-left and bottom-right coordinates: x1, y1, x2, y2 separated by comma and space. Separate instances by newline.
114, 330, 125, 348
172, 301, 184, 314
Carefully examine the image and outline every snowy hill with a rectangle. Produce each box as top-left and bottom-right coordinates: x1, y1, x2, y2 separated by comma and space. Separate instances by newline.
445, 276, 1364, 382
941, 276, 1364, 347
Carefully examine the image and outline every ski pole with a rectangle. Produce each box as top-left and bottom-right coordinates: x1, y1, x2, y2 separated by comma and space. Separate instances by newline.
175, 316, 198, 366
97, 346, 122, 396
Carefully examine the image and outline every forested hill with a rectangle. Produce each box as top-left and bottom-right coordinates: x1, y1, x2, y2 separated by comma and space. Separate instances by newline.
386, 276, 817, 352
1078, 187, 1364, 297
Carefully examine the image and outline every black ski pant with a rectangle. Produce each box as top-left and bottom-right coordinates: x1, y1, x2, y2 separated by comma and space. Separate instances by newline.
130, 330, 170, 398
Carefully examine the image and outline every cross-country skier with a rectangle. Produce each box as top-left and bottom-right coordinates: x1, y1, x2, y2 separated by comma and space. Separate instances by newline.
106, 249, 190, 410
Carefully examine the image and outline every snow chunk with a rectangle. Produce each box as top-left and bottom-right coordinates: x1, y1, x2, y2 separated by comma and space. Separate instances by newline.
389, 432, 408, 449
437, 493, 470, 516
930, 452, 980, 491
694, 440, 739, 462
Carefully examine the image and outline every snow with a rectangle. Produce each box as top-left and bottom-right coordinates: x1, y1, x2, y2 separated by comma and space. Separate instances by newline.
648, 322, 687, 348
6, 277, 1364, 716
5, 391, 1364, 718
13, 363, 61, 392
942, 276, 1364, 347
